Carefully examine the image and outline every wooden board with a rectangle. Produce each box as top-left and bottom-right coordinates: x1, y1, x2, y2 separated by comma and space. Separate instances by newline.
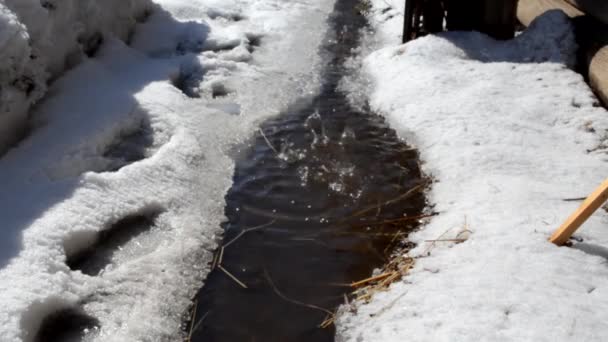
550, 179, 608, 246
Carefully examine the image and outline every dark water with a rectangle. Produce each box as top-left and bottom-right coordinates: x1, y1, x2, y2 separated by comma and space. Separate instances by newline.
186, 0, 425, 341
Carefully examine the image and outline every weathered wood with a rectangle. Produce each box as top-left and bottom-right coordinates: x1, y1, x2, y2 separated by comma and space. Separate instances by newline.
518, 0, 608, 106
589, 47, 608, 105
564, 0, 608, 25
517, 0, 583, 26
550, 179, 608, 246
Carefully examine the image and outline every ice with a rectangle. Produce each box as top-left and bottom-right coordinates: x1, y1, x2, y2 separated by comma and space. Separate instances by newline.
337, 3, 608, 342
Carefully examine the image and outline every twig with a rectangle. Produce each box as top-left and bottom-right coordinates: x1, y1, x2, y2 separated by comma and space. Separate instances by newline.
455, 229, 473, 240
384, 229, 403, 255
243, 205, 323, 221
210, 251, 219, 270
373, 213, 438, 224
217, 246, 225, 265
349, 181, 428, 219
259, 128, 279, 154
370, 291, 408, 317
422, 227, 453, 255
187, 299, 198, 342
264, 269, 334, 322
563, 197, 586, 202
218, 265, 248, 289
223, 220, 276, 249
187, 298, 209, 342
351, 272, 393, 287
424, 238, 467, 242
189, 311, 209, 339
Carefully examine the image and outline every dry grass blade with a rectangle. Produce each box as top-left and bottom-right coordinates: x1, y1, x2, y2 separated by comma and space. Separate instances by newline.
223, 219, 276, 249
259, 127, 279, 154
186, 299, 198, 342
210, 250, 219, 270
352, 255, 415, 303
218, 265, 248, 289
189, 311, 209, 338
217, 246, 225, 265
320, 314, 337, 329
424, 238, 467, 242
349, 181, 428, 219
187, 304, 209, 342
350, 272, 393, 288
264, 269, 336, 327
383, 229, 403, 255
345, 213, 437, 230
422, 227, 454, 256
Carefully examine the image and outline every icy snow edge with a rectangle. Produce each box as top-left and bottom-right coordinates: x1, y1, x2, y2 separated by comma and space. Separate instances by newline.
0, 0, 153, 154
337, 8, 608, 342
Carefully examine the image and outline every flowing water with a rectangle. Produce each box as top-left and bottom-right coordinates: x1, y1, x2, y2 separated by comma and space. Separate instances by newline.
187, 0, 426, 340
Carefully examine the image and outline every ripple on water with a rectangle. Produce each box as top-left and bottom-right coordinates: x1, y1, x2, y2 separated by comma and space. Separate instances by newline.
186, 0, 426, 341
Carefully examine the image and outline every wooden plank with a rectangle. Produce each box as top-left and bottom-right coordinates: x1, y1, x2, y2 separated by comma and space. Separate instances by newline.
564, 0, 608, 25
550, 178, 608, 246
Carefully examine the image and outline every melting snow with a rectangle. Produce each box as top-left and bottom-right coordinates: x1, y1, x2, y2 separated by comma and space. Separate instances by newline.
337, 1, 608, 342
0, 0, 334, 340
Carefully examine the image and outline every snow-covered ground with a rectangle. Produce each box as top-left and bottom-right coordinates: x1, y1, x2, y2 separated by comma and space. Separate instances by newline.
337, 2, 608, 342
0, 0, 335, 340
0, 0, 153, 154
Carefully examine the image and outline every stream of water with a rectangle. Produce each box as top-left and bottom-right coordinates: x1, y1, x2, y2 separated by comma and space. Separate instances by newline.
187, 1, 425, 340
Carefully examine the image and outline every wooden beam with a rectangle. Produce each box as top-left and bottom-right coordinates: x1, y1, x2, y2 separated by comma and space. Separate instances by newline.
517, 0, 583, 26
563, 0, 608, 25
518, 0, 608, 107
589, 48, 608, 105
550, 179, 608, 246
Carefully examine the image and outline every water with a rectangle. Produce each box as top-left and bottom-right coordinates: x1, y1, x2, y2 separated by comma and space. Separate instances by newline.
186, 0, 425, 341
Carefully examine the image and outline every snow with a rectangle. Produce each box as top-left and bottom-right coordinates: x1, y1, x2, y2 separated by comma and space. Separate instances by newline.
337, 2, 608, 342
0, 0, 335, 341
0, 0, 154, 155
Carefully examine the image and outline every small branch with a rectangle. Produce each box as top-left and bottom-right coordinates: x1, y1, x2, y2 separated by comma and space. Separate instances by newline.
187, 299, 198, 342
264, 269, 334, 317
210, 251, 219, 270
217, 246, 225, 265
218, 265, 248, 289
189, 311, 209, 338
223, 220, 276, 249
259, 128, 279, 154
187, 299, 209, 342
424, 238, 466, 242
563, 197, 586, 202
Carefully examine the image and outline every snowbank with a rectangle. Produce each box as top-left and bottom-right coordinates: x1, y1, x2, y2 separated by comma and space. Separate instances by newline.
0, 0, 335, 340
337, 4, 608, 342
0, 0, 154, 154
